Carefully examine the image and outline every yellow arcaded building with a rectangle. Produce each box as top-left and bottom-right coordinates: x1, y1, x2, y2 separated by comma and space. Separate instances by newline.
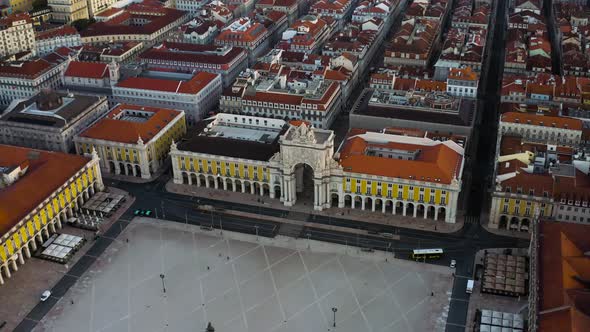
0, 144, 103, 285
171, 114, 464, 223
74, 104, 186, 179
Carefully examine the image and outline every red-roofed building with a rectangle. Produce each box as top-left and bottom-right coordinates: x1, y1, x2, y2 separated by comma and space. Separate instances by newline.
0, 144, 104, 285
35, 25, 81, 56
214, 17, 271, 64
0, 48, 75, 106
138, 42, 248, 87
112, 71, 222, 125
280, 15, 333, 54
64, 60, 119, 88
81, 5, 189, 45
75, 104, 186, 179
384, 18, 440, 67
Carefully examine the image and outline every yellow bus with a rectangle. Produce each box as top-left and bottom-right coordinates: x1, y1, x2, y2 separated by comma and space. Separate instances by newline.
411, 248, 443, 260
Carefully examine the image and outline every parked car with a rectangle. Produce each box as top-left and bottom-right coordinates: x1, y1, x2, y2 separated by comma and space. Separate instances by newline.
40, 290, 51, 302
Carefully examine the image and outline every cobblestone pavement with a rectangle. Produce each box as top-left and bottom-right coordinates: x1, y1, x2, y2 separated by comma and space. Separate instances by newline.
0, 188, 133, 332
35, 218, 454, 332
166, 181, 464, 234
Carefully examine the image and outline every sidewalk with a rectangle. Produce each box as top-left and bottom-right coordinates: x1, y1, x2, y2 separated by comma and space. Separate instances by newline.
1, 187, 134, 332
166, 181, 464, 234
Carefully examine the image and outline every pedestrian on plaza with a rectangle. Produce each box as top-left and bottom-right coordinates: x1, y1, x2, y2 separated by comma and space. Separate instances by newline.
71, 300, 74, 304
431, 292, 434, 296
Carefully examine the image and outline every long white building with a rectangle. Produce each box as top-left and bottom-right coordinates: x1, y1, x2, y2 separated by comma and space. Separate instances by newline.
111, 71, 222, 126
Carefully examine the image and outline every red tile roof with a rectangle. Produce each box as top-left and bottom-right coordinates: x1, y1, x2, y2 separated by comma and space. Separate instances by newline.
339, 133, 463, 184
0, 145, 90, 236
501, 112, 583, 130
0, 59, 53, 79
78, 104, 183, 144
64, 61, 109, 79
538, 221, 590, 332
116, 71, 218, 94
35, 25, 79, 41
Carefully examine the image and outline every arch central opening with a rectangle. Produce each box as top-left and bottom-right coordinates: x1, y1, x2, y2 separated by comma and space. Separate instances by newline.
294, 163, 314, 205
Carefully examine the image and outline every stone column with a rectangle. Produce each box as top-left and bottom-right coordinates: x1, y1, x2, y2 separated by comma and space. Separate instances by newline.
447, 192, 458, 223
424, 208, 428, 219
17, 250, 25, 264
223, 179, 228, 190
3, 264, 10, 278
361, 198, 366, 210
434, 208, 439, 221
205, 178, 210, 188
187, 174, 193, 185
23, 245, 31, 259
314, 184, 319, 206
11, 259, 18, 272
0, 269, 4, 285
372, 200, 376, 212
402, 203, 407, 216
259, 184, 264, 196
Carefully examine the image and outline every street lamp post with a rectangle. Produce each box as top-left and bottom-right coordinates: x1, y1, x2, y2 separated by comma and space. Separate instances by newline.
331, 307, 337, 327
255, 225, 259, 241
160, 274, 166, 293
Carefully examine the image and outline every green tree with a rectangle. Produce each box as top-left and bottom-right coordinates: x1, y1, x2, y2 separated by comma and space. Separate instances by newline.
70, 18, 96, 32
32, 0, 48, 10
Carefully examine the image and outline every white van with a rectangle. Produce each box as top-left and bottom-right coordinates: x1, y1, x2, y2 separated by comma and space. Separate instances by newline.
466, 279, 474, 294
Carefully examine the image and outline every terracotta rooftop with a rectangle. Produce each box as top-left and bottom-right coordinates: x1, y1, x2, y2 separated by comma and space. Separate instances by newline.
338, 131, 463, 184
0, 145, 91, 236
501, 112, 583, 130
116, 71, 218, 94
78, 104, 183, 144
537, 221, 590, 332
64, 61, 109, 79
35, 25, 79, 40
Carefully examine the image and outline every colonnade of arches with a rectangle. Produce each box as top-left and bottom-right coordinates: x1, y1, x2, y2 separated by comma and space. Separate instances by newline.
108, 161, 143, 178
335, 194, 447, 221
0, 182, 100, 285
497, 215, 531, 232
180, 172, 276, 198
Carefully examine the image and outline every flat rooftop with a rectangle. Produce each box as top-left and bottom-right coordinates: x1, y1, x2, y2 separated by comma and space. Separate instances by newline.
352, 89, 475, 127
177, 114, 288, 161
0, 92, 103, 129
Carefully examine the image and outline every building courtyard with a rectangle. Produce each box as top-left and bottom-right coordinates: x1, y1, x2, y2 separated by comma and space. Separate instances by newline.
34, 219, 453, 332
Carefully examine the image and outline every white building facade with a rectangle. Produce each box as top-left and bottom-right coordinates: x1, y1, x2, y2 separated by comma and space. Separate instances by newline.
0, 14, 36, 57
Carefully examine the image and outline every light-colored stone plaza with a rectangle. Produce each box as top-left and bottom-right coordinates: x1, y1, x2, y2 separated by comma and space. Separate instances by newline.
34, 219, 453, 332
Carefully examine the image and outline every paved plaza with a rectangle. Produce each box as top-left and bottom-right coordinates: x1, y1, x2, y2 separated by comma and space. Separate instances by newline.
34, 219, 453, 332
